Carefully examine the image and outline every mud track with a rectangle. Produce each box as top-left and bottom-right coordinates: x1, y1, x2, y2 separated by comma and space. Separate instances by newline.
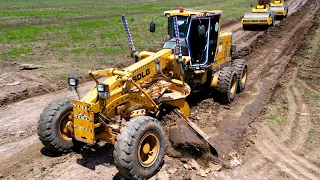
0, 0, 318, 179
209, 0, 318, 156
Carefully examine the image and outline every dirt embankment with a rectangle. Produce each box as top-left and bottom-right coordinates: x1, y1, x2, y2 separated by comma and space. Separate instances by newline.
225, 10, 320, 180
0, 55, 131, 107
203, 0, 318, 158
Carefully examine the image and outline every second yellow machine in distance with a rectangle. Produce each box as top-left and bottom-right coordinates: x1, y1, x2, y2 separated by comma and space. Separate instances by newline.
242, 0, 276, 30
270, 0, 288, 20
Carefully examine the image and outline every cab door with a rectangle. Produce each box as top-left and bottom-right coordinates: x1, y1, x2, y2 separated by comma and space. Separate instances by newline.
208, 14, 221, 65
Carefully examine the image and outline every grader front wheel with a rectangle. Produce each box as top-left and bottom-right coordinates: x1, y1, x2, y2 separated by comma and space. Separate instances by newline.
114, 116, 166, 180
216, 67, 238, 104
38, 98, 78, 153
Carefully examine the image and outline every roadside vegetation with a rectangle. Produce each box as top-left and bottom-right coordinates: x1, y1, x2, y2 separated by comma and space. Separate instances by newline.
263, 19, 320, 147
0, 0, 255, 81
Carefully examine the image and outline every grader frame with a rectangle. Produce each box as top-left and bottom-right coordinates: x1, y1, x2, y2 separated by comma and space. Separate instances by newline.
38, 8, 248, 180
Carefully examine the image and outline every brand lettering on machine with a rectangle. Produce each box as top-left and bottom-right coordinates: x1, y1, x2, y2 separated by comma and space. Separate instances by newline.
132, 69, 150, 82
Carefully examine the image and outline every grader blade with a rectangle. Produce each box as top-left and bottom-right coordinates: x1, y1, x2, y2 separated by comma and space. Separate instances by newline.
173, 109, 218, 156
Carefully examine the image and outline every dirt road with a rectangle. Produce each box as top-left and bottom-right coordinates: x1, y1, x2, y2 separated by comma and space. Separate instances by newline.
0, 0, 319, 179
211, 7, 320, 180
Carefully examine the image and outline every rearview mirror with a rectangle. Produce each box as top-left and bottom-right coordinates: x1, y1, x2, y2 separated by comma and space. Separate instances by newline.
198, 25, 206, 36
150, 21, 156, 33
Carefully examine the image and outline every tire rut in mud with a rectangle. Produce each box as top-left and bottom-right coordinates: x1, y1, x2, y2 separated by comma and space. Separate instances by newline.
209, 0, 320, 157
157, 1, 320, 178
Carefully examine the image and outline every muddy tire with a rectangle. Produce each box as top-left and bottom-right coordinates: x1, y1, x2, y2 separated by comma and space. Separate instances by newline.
232, 59, 248, 93
114, 116, 166, 180
216, 67, 238, 104
38, 98, 77, 153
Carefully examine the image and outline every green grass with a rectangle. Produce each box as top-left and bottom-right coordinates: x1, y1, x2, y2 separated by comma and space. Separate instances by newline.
196, 0, 256, 21
267, 114, 283, 124
308, 128, 320, 144
0, 0, 255, 82
308, 93, 320, 100
10, 47, 32, 55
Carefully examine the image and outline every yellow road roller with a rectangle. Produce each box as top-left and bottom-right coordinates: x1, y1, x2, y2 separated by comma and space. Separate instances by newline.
242, 0, 276, 30
270, 0, 288, 20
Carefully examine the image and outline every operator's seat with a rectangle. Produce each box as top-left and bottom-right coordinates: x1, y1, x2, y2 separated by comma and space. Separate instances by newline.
187, 18, 210, 66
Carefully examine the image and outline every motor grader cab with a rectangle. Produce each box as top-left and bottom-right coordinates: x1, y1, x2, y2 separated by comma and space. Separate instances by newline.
163, 8, 242, 92
242, 0, 276, 30
38, 7, 248, 180
164, 9, 222, 67
270, 0, 289, 20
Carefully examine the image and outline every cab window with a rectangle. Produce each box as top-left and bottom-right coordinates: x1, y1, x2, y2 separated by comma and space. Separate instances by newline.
168, 16, 188, 38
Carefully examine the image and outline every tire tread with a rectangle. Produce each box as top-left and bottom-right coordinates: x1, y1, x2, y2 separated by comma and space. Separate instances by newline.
38, 98, 74, 153
114, 116, 165, 180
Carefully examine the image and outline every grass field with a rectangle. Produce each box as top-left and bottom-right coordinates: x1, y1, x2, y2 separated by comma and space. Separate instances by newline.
0, 0, 255, 82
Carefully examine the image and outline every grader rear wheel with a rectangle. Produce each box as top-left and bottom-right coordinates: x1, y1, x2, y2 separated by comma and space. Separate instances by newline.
232, 59, 248, 93
114, 116, 165, 180
38, 98, 79, 153
216, 67, 238, 104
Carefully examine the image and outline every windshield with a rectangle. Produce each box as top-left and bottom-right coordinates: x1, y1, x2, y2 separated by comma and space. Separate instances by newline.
172, 16, 188, 38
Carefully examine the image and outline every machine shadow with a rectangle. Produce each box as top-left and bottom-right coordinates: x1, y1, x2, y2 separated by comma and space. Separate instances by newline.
243, 25, 270, 31
40, 147, 63, 157
113, 172, 125, 180
76, 143, 115, 170
186, 89, 219, 107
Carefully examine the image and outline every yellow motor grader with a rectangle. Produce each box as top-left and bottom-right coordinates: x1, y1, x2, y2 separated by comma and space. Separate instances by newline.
242, 0, 276, 30
38, 7, 248, 180
270, 0, 289, 20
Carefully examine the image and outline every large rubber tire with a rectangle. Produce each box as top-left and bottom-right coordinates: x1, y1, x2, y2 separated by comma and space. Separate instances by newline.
232, 59, 248, 93
216, 67, 238, 104
284, 7, 289, 18
38, 98, 77, 153
114, 116, 166, 180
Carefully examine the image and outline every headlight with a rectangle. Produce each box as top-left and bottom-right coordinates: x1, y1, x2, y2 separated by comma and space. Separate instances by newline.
68, 76, 79, 87
97, 83, 110, 99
